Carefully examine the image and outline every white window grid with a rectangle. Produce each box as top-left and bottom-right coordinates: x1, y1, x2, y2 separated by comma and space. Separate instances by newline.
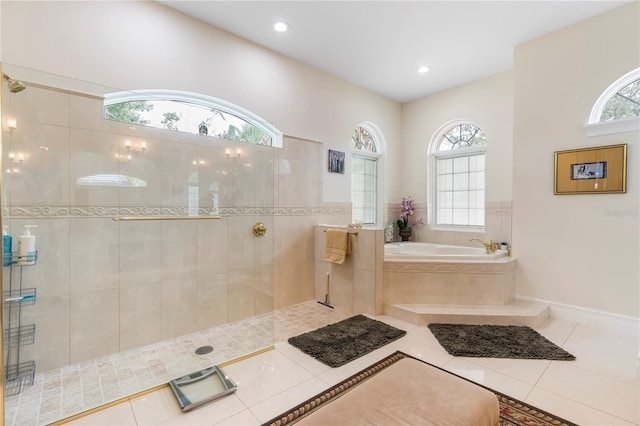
435, 152, 485, 227
429, 119, 487, 231
351, 125, 381, 225
351, 155, 377, 225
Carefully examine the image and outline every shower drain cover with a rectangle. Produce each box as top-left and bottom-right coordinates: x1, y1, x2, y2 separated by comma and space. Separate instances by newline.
195, 345, 214, 355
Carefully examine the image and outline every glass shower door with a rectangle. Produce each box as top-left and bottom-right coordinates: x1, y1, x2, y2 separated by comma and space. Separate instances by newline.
0, 63, 275, 425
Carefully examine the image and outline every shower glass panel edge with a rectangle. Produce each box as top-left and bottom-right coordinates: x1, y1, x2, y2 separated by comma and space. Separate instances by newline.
1, 61, 7, 426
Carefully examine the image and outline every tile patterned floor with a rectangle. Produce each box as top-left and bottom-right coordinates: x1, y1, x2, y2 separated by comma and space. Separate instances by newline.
4, 311, 284, 426
7, 300, 640, 426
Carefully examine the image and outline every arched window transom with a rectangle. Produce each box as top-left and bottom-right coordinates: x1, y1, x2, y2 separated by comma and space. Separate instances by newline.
103, 89, 282, 147
438, 123, 487, 150
352, 127, 378, 152
600, 78, 640, 121
587, 68, 640, 136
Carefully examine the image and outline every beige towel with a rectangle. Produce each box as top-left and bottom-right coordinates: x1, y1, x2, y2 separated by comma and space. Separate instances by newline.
324, 229, 351, 264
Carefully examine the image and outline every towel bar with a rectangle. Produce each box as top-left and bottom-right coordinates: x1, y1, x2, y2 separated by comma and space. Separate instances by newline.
323, 229, 358, 235
113, 216, 221, 221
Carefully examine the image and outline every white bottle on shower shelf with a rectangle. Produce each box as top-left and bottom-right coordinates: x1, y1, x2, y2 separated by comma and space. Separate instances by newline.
17, 225, 37, 265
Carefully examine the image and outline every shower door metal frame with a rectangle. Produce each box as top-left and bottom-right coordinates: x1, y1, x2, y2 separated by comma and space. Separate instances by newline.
0, 61, 7, 426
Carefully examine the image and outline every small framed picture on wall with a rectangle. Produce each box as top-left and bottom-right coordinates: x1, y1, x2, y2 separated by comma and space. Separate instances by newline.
554, 144, 627, 194
328, 149, 345, 174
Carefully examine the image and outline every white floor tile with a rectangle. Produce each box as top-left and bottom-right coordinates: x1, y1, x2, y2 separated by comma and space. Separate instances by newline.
65, 402, 137, 426
535, 317, 577, 346
222, 350, 314, 408
366, 314, 420, 333
463, 356, 551, 385
537, 362, 640, 424
526, 387, 637, 426
564, 341, 639, 384
403, 325, 449, 351
212, 409, 260, 426
248, 377, 329, 423
274, 341, 332, 376
566, 323, 640, 359
391, 337, 455, 367
315, 353, 380, 387
442, 357, 534, 401
130, 387, 246, 426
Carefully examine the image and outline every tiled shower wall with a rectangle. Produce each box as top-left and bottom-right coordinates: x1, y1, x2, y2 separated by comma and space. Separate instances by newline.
1, 82, 288, 374
387, 201, 512, 246
273, 136, 351, 309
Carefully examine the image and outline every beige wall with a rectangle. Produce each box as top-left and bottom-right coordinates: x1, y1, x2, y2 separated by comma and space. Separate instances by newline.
0, 1, 402, 206
400, 71, 514, 245
513, 2, 639, 317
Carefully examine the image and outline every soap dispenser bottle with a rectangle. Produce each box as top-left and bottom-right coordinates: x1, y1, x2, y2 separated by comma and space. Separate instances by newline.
17, 225, 37, 265
2, 226, 12, 267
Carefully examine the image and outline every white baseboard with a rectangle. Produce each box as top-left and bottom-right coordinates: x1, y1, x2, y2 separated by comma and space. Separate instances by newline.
517, 295, 640, 338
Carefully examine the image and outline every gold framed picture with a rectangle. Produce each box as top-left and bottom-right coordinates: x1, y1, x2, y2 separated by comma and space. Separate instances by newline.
554, 144, 627, 194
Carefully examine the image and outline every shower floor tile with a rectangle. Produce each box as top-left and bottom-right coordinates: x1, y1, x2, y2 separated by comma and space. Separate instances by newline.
4, 301, 349, 426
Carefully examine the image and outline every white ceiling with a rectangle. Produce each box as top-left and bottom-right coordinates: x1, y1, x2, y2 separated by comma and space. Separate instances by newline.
159, 1, 630, 103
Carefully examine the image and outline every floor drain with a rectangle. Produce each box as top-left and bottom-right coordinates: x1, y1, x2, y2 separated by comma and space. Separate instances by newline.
195, 345, 214, 355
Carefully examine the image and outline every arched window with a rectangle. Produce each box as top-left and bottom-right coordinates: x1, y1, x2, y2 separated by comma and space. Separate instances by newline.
587, 68, 640, 136
430, 121, 486, 229
351, 124, 383, 225
103, 89, 283, 147
600, 78, 640, 121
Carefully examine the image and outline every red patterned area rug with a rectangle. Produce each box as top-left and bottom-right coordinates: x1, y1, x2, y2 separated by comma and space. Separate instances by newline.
495, 390, 576, 426
263, 351, 577, 426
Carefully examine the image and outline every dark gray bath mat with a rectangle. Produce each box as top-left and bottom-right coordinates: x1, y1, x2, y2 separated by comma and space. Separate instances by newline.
288, 315, 406, 367
428, 323, 575, 360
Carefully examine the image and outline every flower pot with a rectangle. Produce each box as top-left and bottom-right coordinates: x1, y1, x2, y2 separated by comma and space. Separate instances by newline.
398, 228, 412, 242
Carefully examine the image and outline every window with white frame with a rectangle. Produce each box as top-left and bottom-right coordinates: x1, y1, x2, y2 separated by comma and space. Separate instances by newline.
103, 89, 283, 147
351, 125, 381, 225
431, 122, 486, 229
600, 77, 640, 121
587, 68, 640, 136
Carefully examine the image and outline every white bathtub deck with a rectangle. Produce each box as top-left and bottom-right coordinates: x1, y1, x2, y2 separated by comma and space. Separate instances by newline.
384, 300, 549, 327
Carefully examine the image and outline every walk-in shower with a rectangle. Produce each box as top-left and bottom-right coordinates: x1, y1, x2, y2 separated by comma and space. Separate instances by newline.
0, 63, 276, 425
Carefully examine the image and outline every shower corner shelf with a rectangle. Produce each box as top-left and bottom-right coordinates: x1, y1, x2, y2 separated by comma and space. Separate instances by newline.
3, 251, 38, 396
4, 360, 36, 397
2, 251, 38, 267
3, 288, 37, 306
4, 324, 36, 348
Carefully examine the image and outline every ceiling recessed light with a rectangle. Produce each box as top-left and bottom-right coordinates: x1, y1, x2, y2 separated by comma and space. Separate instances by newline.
274, 21, 289, 32
417, 66, 430, 74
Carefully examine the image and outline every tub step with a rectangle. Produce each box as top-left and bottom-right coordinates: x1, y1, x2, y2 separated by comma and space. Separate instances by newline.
384, 301, 550, 328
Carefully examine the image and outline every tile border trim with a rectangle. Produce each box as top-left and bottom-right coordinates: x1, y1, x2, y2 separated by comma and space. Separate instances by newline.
383, 259, 516, 273
3, 205, 352, 219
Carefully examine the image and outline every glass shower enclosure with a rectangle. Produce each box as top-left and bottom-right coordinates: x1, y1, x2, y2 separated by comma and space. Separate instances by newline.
0, 63, 275, 425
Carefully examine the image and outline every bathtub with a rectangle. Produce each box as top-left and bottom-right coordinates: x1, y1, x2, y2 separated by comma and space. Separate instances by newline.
384, 242, 507, 261
382, 242, 516, 312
